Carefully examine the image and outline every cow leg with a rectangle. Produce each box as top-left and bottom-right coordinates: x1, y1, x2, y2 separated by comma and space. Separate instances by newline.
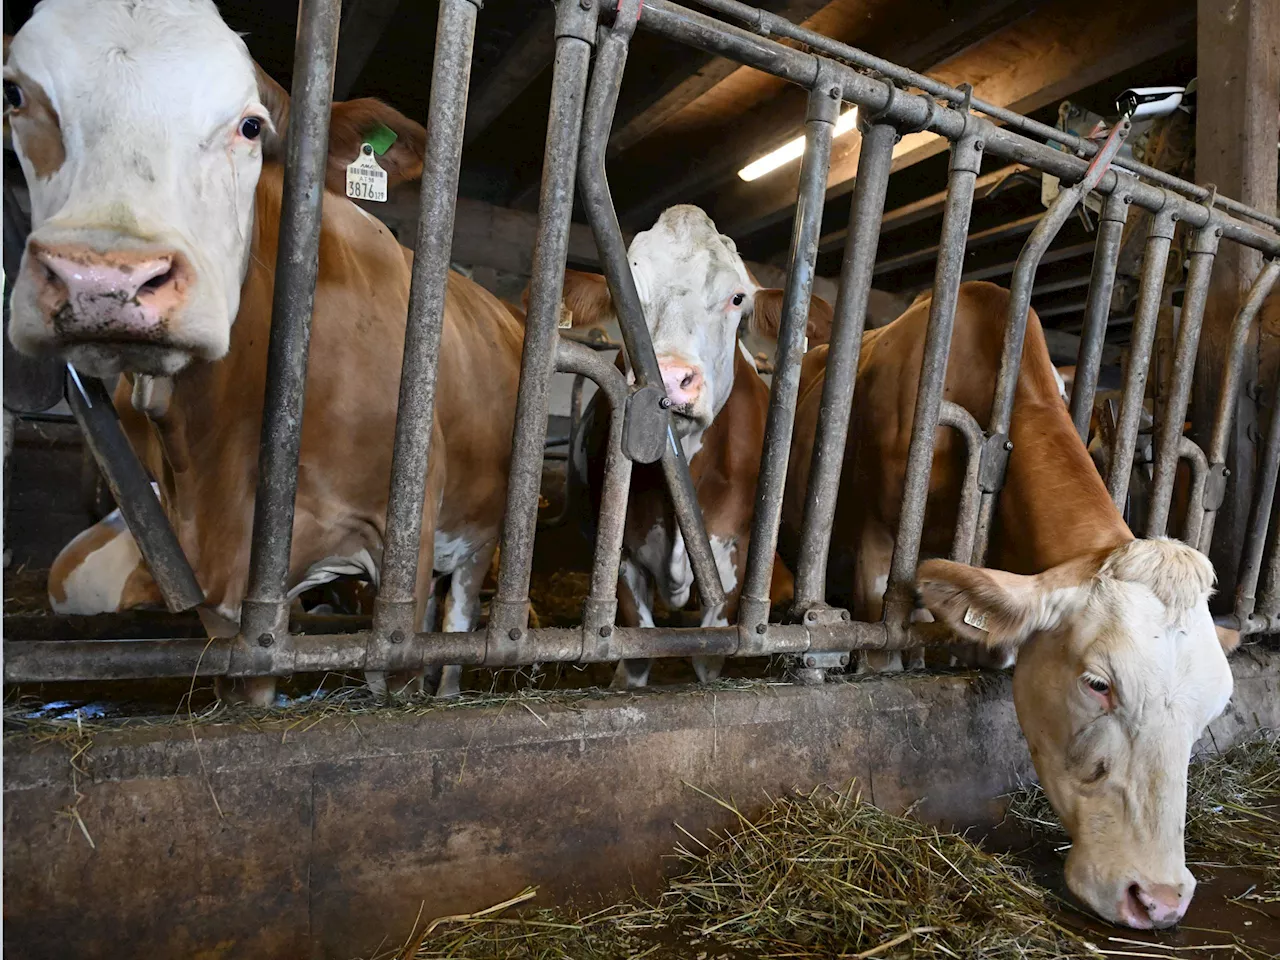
434, 540, 497, 698
201, 607, 278, 707
853, 522, 902, 674
419, 574, 446, 693
611, 557, 656, 689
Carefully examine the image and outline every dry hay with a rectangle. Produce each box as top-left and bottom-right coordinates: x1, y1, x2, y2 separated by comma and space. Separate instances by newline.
1007, 731, 1280, 903
399, 785, 1103, 960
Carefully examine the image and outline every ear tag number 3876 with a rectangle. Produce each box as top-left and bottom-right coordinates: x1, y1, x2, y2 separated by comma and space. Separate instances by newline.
346, 143, 388, 203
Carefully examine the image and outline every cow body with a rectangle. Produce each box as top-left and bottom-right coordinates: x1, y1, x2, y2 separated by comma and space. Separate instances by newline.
8, 0, 522, 702
783, 281, 1234, 929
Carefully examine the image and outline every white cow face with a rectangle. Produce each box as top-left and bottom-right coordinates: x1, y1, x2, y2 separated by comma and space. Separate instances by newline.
5, 0, 269, 378
918, 537, 1234, 930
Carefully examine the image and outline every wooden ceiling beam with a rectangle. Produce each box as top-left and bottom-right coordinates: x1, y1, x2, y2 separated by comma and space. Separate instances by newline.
332, 0, 403, 101
715, 0, 1195, 239
464, 7, 557, 144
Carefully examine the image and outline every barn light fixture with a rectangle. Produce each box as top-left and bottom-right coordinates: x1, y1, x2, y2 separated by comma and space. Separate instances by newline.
738, 107, 859, 182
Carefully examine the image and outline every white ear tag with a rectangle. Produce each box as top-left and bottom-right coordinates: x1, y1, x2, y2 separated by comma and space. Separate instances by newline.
963, 606, 989, 632
346, 143, 388, 203
558, 304, 574, 330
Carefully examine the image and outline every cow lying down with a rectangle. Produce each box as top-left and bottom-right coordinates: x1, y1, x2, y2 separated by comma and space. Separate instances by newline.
782, 280, 1239, 930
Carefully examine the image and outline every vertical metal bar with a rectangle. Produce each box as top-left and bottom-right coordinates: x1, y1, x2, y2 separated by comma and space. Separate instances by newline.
1070, 186, 1132, 441
370, 0, 481, 652
793, 121, 896, 610
883, 131, 985, 636
1145, 224, 1220, 538
1236, 377, 1280, 621
938, 401, 984, 563
64, 372, 204, 612
576, 2, 725, 610
237, 0, 342, 663
488, 0, 599, 651
1105, 206, 1177, 511
1178, 438, 1209, 550
737, 65, 841, 639
1197, 259, 1280, 554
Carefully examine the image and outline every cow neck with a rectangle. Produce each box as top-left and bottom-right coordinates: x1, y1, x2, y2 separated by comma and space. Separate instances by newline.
993, 377, 1132, 575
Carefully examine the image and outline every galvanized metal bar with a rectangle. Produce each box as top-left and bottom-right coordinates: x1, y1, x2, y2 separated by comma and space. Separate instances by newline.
576, 1, 725, 610
1258, 500, 1280, 623
793, 121, 896, 609
1235, 375, 1280, 622
370, 0, 482, 655
553, 340, 634, 657
738, 67, 841, 639
971, 119, 1129, 562
1179, 437, 1209, 550
237, 0, 343, 666
674, 0, 1280, 235
939, 401, 984, 564
1145, 224, 1220, 538
489, 0, 599, 652
64, 372, 204, 612
1070, 186, 1132, 441
1105, 206, 1178, 511
630, 0, 1280, 259
1197, 259, 1280, 554
884, 133, 984, 638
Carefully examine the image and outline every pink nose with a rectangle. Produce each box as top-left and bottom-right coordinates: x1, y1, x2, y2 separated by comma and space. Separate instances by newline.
1119, 882, 1190, 929
31, 243, 186, 336
658, 358, 704, 408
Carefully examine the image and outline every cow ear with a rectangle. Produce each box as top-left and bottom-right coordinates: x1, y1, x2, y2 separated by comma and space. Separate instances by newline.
916, 559, 1086, 650
327, 99, 426, 193
253, 62, 291, 161
750, 289, 835, 347
556, 270, 616, 328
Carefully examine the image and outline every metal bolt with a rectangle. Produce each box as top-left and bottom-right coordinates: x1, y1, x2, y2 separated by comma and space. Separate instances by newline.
1171, 212, 1179, 222
973, 140, 984, 151
390, 629, 405, 645
257, 633, 274, 648
508, 627, 522, 642
599, 625, 612, 638
829, 85, 841, 100
805, 610, 818, 622
1003, 439, 1014, 451
805, 656, 817, 668
1124, 195, 1133, 204
839, 654, 849, 666
660, 397, 672, 409
841, 611, 850, 621
1224, 468, 1232, 478
755, 622, 767, 635
1216, 228, 1224, 237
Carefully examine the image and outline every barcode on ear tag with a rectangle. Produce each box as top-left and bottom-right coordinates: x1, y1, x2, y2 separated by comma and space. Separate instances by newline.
963, 606, 989, 632
558, 305, 573, 329
346, 143, 388, 203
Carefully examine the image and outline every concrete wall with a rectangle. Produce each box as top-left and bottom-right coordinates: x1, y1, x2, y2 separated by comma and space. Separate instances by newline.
6, 648, 1279, 960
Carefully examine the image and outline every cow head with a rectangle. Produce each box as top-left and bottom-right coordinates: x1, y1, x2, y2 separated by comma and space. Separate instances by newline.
918, 537, 1235, 930
4, 0, 425, 379
560, 205, 831, 440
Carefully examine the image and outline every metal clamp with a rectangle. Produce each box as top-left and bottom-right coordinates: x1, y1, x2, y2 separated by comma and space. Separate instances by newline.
977, 431, 1013, 493
621, 383, 668, 463
1203, 463, 1230, 511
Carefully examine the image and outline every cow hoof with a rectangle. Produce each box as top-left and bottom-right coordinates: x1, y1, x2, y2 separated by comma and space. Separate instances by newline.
610, 659, 651, 690
215, 676, 277, 708
692, 655, 724, 684
434, 665, 462, 699
794, 666, 826, 686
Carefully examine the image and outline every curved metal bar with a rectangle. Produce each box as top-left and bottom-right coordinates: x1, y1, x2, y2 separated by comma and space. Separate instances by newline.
939, 401, 984, 565
1197, 259, 1280, 554
577, 1, 725, 610
1146, 224, 1220, 538
1178, 437, 1209, 552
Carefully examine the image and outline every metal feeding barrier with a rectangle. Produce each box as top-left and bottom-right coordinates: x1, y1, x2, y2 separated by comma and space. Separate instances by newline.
7, 0, 1280, 685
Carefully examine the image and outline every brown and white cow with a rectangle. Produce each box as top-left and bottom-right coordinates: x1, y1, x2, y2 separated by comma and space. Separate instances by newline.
782, 281, 1236, 929
7, 0, 523, 703
561, 205, 827, 688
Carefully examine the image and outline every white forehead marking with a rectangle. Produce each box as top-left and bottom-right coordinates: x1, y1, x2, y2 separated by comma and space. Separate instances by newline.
627, 205, 753, 311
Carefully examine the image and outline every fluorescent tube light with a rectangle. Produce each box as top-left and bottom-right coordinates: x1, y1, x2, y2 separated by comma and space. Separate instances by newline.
738, 107, 859, 182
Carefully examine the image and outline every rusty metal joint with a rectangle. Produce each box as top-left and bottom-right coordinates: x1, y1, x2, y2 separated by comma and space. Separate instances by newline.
559, 0, 605, 42
977, 431, 1012, 493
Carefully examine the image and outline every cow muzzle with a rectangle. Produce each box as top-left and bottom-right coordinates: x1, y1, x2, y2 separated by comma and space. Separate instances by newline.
20, 239, 197, 376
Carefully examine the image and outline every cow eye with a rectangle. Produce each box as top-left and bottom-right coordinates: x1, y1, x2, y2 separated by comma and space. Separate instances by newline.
239, 116, 262, 140
1082, 673, 1110, 696
3, 80, 24, 111
731, 292, 745, 307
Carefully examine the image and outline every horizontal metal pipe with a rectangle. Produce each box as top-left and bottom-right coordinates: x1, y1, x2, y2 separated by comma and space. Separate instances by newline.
794, 121, 896, 607
4, 616, 957, 683
65, 373, 205, 613
1070, 187, 1131, 441
630, 0, 1280, 258
1106, 208, 1176, 510
373, 0, 481, 641
1146, 225, 1219, 538
740, 70, 840, 634
672, 0, 1280, 234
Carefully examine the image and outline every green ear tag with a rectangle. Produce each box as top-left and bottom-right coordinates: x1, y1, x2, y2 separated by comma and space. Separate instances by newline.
365, 123, 398, 156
